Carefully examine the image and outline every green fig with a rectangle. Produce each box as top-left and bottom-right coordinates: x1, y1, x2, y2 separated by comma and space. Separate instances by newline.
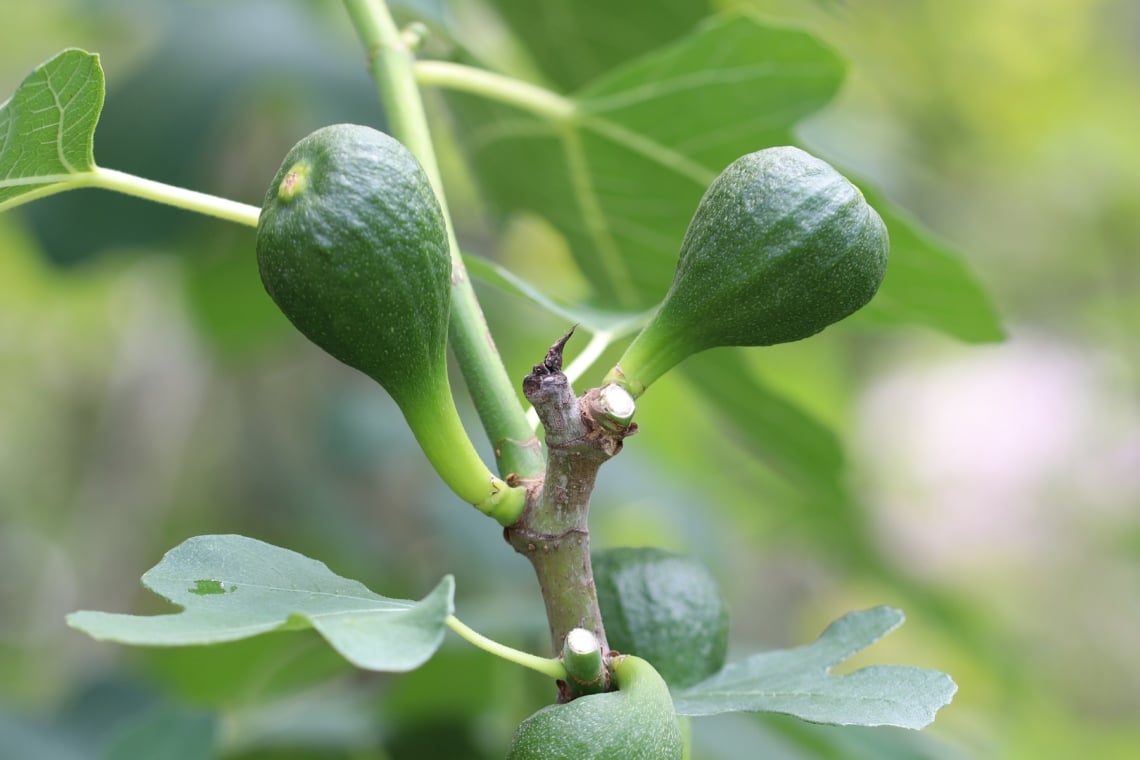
256, 124, 522, 522
506, 655, 682, 760
594, 547, 729, 689
605, 146, 889, 397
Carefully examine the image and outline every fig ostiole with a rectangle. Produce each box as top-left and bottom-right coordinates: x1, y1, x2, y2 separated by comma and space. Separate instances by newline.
605, 146, 889, 398
256, 124, 523, 523
506, 655, 683, 760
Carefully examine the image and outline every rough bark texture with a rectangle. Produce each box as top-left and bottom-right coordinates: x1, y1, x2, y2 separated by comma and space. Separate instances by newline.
505, 329, 636, 699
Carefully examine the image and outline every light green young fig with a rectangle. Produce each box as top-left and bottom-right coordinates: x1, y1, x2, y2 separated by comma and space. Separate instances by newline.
256, 124, 522, 523
506, 655, 682, 760
594, 547, 729, 688
605, 146, 889, 397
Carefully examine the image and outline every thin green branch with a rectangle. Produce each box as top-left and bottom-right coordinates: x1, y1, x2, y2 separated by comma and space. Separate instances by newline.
413, 61, 633, 307
410, 59, 715, 188
92, 168, 261, 227
414, 60, 577, 123
343, 0, 543, 480
343, 0, 444, 203
414, 60, 681, 309
446, 615, 566, 680
0, 168, 261, 227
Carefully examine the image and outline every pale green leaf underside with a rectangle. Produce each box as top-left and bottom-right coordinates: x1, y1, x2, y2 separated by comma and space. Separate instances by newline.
0, 48, 103, 210
67, 535, 455, 673
673, 607, 957, 729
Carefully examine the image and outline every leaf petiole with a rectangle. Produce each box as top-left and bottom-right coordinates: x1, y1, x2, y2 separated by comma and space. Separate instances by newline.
412, 60, 714, 186
445, 615, 566, 681
89, 168, 261, 227
0, 167, 261, 228
344, 0, 545, 480
414, 60, 577, 123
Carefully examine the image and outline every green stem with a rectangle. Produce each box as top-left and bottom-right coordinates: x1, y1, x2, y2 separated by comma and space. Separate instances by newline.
414, 60, 577, 123
342, 0, 439, 191
343, 0, 543, 480
446, 615, 566, 680
91, 168, 261, 227
602, 316, 692, 399
562, 627, 607, 696
413, 59, 715, 188
402, 377, 525, 524
0, 169, 261, 227
413, 60, 635, 306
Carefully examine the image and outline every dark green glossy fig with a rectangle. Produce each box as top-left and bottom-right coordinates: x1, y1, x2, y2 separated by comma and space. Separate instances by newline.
605, 146, 889, 397
594, 547, 729, 688
257, 124, 448, 406
506, 655, 682, 760
256, 124, 522, 522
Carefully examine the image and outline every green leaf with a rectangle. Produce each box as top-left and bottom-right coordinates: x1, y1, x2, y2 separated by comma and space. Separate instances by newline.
448, 15, 1003, 341
484, 0, 711, 91
448, 15, 845, 309
463, 251, 649, 335
673, 607, 957, 729
856, 191, 1005, 343
680, 349, 878, 560
682, 350, 845, 500
0, 48, 103, 212
67, 535, 455, 673
697, 713, 967, 760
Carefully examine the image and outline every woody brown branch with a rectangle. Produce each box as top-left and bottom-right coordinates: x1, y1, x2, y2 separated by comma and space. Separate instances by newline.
505, 328, 636, 698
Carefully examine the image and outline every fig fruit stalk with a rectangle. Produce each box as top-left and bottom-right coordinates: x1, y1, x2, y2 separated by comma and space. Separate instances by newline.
257, 124, 524, 523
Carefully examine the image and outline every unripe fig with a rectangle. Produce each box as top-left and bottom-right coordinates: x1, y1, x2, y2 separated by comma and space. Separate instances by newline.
605, 146, 889, 397
257, 124, 522, 522
506, 655, 682, 760
594, 547, 728, 688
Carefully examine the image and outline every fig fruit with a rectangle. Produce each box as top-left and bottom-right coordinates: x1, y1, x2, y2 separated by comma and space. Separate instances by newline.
256, 124, 522, 522
605, 146, 889, 397
594, 546, 729, 688
506, 655, 682, 760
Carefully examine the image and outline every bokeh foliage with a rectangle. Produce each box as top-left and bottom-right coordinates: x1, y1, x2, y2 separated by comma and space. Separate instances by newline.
1, 0, 1137, 758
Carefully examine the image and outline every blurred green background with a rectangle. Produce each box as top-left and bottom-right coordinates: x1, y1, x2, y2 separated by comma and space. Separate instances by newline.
1, 0, 1137, 758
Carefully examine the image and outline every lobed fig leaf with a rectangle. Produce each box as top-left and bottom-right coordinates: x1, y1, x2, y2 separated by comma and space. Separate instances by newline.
256, 124, 522, 522
605, 146, 889, 397
506, 655, 682, 760
68, 534, 455, 673
672, 606, 958, 729
593, 547, 729, 688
